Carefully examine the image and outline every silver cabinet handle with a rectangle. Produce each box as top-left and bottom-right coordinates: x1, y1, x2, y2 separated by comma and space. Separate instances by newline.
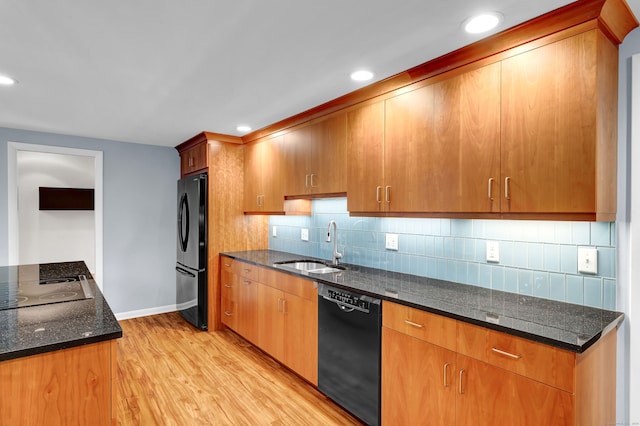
404, 319, 424, 328
443, 363, 450, 388
385, 186, 391, 203
459, 369, 465, 394
376, 186, 382, 203
504, 177, 511, 200
305, 174, 309, 188
224, 284, 232, 288
310, 173, 317, 187
282, 299, 288, 314
256, 195, 261, 207
223, 263, 231, 267
277, 298, 282, 313
488, 178, 494, 201
491, 347, 522, 359
242, 280, 251, 285
224, 311, 232, 316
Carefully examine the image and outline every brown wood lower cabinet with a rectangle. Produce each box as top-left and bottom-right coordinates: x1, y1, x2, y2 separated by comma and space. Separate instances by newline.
0, 340, 117, 426
220, 256, 318, 385
381, 301, 617, 426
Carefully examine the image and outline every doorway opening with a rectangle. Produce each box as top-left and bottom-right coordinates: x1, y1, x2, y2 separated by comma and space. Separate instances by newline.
7, 142, 104, 289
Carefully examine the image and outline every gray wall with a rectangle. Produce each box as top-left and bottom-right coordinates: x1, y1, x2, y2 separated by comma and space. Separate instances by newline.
0, 127, 179, 314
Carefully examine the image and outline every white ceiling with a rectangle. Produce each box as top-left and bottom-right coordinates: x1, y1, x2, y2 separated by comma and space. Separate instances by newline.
1, 1, 638, 147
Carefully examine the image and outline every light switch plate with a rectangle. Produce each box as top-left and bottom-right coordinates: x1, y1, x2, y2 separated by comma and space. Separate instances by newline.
486, 241, 500, 263
578, 247, 598, 274
272, 226, 277, 237
386, 233, 399, 250
301, 228, 309, 241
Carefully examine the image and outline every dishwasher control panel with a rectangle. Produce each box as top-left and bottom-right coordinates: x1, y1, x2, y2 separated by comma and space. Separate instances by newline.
327, 288, 370, 310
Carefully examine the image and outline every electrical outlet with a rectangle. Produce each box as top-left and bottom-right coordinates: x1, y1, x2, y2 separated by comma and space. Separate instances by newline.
486, 241, 500, 262
385, 233, 399, 250
272, 226, 277, 237
301, 228, 309, 241
578, 247, 598, 274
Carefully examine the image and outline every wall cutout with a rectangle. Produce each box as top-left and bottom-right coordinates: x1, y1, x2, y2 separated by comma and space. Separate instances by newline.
39, 187, 95, 210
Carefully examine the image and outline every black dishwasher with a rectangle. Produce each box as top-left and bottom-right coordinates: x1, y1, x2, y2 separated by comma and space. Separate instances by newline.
318, 283, 381, 426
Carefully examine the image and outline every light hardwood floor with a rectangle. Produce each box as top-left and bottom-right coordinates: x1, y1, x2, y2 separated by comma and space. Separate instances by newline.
117, 312, 362, 425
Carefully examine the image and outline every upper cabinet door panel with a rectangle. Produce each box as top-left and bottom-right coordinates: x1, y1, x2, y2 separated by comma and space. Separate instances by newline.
346, 101, 385, 213
501, 31, 598, 215
309, 112, 347, 195
384, 84, 435, 212
283, 126, 311, 196
432, 63, 501, 213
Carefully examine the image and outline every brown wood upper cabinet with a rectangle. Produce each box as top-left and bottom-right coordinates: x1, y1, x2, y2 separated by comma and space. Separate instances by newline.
283, 113, 347, 197
500, 30, 617, 221
243, 135, 285, 213
348, 29, 618, 220
179, 140, 208, 177
348, 63, 500, 215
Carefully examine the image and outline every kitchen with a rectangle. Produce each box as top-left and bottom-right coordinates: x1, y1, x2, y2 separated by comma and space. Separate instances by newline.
1, 0, 640, 424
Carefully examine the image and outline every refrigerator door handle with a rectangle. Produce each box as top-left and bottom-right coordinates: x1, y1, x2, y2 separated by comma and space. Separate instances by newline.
176, 265, 196, 278
178, 193, 190, 252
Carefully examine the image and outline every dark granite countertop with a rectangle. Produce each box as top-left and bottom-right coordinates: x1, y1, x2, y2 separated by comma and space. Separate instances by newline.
0, 261, 122, 362
221, 249, 624, 353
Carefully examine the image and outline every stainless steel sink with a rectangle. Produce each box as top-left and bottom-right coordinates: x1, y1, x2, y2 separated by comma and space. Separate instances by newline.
273, 260, 346, 275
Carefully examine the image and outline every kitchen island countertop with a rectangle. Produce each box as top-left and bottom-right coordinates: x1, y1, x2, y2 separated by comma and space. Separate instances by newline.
222, 249, 623, 353
0, 261, 122, 362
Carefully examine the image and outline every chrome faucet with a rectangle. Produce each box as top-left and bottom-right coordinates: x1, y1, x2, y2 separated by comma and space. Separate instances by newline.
326, 220, 343, 266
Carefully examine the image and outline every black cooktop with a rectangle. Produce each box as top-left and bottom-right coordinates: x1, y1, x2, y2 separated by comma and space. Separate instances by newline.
0, 262, 94, 311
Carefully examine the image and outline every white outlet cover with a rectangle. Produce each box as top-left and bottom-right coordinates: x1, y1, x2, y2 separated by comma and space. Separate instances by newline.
301, 228, 309, 241
272, 226, 277, 237
486, 241, 500, 263
386, 233, 399, 251
578, 247, 598, 274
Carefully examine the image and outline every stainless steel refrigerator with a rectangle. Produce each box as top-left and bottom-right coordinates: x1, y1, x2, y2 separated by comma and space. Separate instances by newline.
176, 173, 208, 330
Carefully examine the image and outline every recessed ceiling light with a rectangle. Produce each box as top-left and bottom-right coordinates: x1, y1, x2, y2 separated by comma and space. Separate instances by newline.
0, 75, 17, 86
464, 13, 502, 34
236, 125, 252, 133
350, 70, 374, 82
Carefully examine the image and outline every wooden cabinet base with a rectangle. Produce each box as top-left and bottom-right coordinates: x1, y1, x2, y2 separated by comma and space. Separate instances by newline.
0, 340, 117, 426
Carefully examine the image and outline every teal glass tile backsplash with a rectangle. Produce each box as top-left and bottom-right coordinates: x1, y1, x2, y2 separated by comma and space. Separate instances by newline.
269, 198, 617, 310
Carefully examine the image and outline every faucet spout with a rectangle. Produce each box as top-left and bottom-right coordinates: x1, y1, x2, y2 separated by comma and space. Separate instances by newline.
326, 220, 343, 265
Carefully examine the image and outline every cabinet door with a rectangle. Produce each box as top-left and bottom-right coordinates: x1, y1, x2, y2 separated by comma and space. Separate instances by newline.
180, 142, 208, 176
432, 63, 501, 213
220, 269, 238, 329
456, 354, 574, 426
243, 142, 263, 212
307, 112, 347, 195
282, 292, 318, 385
283, 126, 312, 196
257, 284, 285, 361
261, 135, 285, 212
382, 328, 456, 425
501, 31, 598, 215
237, 277, 258, 345
384, 85, 435, 212
346, 101, 385, 213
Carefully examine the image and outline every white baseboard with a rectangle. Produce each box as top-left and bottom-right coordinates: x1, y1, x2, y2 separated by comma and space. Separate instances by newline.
115, 304, 177, 321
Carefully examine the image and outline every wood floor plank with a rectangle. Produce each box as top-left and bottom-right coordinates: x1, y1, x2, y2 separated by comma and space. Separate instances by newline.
117, 312, 362, 425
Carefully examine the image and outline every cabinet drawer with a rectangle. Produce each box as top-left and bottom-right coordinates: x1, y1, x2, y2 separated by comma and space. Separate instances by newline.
220, 256, 234, 274
382, 301, 456, 351
221, 298, 237, 329
260, 268, 316, 301
220, 269, 237, 301
233, 261, 261, 281
486, 330, 575, 392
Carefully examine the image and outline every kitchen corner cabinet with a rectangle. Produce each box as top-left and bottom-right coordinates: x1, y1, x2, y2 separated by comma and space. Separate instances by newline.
283, 112, 347, 197
220, 257, 258, 344
178, 139, 208, 177
500, 29, 618, 221
243, 135, 285, 213
381, 301, 617, 425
